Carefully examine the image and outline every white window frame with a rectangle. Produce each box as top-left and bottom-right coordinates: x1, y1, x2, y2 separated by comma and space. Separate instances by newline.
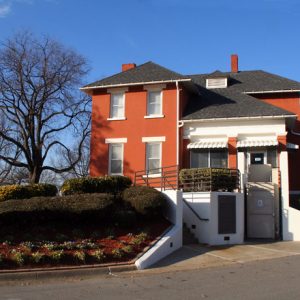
108, 91, 126, 120
146, 142, 162, 175
144, 85, 165, 118
108, 143, 124, 176
206, 78, 228, 89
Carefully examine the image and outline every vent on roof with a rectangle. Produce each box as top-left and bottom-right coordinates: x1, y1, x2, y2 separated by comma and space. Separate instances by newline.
206, 78, 228, 89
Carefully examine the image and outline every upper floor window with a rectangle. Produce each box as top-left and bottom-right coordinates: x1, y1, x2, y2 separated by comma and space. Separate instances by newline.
147, 90, 162, 116
110, 92, 125, 119
206, 78, 227, 89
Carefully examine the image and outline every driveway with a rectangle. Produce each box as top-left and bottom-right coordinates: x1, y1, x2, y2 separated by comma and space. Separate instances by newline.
142, 241, 300, 274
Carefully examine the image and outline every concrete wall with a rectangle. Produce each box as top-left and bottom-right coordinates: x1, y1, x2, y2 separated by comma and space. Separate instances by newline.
135, 190, 182, 270
183, 192, 244, 245
281, 151, 300, 241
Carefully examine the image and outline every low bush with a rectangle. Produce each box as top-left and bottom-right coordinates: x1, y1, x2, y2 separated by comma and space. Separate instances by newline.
0, 184, 57, 202
61, 176, 132, 196
179, 168, 239, 192
0, 193, 114, 226
123, 186, 166, 217
112, 209, 137, 228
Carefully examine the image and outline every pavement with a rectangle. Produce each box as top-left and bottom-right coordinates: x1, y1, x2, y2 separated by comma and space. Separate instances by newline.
140, 240, 300, 274
1, 240, 300, 282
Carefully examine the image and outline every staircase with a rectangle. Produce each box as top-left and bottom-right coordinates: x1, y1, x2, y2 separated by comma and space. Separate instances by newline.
183, 223, 198, 245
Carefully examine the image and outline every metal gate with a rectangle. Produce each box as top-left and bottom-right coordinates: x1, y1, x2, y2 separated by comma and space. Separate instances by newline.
247, 183, 275, 239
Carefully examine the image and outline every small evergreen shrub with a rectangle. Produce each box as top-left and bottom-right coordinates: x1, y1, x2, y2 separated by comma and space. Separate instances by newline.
61, 176, 132, 195
123, 186, 166, 217
113, 209, 137, 228
0, 193, 114, 226
179, 168, 239, 192
0, 184, 57, 202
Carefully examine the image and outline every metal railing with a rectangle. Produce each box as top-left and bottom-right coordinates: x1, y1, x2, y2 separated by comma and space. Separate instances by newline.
134, 165, 179, 191
134, 166, 241, 192
182, 197, 209, 221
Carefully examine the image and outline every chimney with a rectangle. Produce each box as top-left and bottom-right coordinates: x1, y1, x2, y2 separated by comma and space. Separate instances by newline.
122, 63, 136, 72
231, 54, 238, 73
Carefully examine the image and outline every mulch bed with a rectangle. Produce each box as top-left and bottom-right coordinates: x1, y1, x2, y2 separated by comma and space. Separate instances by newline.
0, 218, 170, 269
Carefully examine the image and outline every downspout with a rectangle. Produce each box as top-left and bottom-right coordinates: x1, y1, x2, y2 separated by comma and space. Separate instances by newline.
176, 81, 180, 167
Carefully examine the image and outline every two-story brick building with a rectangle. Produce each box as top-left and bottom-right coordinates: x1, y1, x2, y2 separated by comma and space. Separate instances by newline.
81, 55, 300, 241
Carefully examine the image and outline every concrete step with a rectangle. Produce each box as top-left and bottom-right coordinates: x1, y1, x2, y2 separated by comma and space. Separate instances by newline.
183, 224, 198, 245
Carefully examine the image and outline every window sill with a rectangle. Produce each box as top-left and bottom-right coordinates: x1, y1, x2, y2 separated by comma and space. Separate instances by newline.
142, 173, 162, 178
144, 115, 165, 119
107, 117, 126, 121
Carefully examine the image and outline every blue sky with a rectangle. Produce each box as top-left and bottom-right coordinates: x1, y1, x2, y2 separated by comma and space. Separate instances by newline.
1, 0, 300, 84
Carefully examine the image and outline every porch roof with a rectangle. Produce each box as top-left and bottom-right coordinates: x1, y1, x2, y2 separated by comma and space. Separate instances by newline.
237, 137, 278, 148
187, 139, 228, 149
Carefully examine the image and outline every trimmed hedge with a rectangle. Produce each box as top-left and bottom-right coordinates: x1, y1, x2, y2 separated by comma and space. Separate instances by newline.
123, 186, 166, 217
179, 168, 239, 192
0, 184, 58, 202
61, 176, 132, 196
0, 193, 114, 225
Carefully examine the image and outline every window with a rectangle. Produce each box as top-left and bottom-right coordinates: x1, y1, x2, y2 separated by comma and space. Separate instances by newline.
146, 142, 161, 174
147, 91, 162, 116
109, 143, 123, 175
110, 93, 125, 119
190, 149, 228, 168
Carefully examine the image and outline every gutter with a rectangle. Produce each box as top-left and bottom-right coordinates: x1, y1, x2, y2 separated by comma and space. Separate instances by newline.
244, 89, 300, 94
80, 78, 192, 90
181, 114, 296, 123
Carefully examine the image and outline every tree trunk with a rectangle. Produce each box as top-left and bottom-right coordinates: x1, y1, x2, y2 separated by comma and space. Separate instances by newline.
29, 167, 42, 184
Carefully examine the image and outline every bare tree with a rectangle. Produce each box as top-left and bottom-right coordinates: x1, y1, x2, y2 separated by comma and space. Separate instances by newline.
57, 136, 90, 181
0, 31, 91, 183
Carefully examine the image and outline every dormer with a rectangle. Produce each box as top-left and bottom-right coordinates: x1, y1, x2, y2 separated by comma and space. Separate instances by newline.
206, 71, 229, 89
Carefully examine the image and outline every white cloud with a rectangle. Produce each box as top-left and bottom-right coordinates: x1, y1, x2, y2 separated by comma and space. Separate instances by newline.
0, 3, 11, 18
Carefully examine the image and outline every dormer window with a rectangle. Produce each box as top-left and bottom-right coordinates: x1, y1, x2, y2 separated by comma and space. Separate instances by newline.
206, 78, 228, 89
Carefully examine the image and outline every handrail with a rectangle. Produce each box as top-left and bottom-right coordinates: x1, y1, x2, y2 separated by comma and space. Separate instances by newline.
182, 197, 209, 221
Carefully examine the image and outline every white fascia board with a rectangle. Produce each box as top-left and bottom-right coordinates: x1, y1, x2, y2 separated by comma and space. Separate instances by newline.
80, 79, 191, 90
105, 138, 127, 144
181, 115, 296, 123
244, 89, 300, 94
107, 87, 129, 93
142, 136, 166, 142
143, 83, 166, 91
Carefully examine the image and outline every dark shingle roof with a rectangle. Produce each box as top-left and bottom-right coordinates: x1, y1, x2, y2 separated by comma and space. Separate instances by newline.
182, 86, 295, 120
182, 71, 299, 120
83, 61, 300, 120
83, 61, 187, 88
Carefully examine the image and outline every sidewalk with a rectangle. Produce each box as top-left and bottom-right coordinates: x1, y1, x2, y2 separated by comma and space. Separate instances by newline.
139, 241, 300, 274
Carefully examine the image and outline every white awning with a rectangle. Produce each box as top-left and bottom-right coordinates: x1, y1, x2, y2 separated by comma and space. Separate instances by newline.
187, 139, 228, 149
237, 137, 278, 148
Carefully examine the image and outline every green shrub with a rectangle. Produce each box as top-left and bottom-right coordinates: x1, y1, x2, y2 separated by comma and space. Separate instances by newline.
0, 193, 114, 226
60, 176, 132, 196
179, 168, 238, 192
0, 184, 57, 202
112, 209, 137, 228
123, 186, 166, 217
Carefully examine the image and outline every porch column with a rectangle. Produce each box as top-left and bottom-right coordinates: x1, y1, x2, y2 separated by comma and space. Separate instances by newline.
182, 139, 190, 169
237, 151, 245, 192
228, 137, 237, 169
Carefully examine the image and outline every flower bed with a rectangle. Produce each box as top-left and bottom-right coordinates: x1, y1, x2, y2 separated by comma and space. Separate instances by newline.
0, 219, 170, 269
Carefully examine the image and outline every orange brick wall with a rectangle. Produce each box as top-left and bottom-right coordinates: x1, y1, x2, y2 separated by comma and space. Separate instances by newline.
90, 84, 178, 180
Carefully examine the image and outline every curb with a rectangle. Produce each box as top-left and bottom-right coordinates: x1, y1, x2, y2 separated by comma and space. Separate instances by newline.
0, 264, 137, 281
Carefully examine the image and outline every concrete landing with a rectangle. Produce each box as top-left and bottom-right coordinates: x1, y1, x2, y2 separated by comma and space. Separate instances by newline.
141, 241, 300, 274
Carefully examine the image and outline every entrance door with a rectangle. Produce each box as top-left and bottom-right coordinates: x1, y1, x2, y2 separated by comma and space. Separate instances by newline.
247, 184, 275, 239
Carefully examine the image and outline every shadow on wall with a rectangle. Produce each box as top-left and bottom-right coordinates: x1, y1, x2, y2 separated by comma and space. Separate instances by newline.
90, 106, 134, 178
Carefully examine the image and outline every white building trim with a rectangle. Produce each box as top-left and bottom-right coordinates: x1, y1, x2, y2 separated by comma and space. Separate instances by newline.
142, 136, 166, 142
105, 138, 127, 144
187, 138, 228, 149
